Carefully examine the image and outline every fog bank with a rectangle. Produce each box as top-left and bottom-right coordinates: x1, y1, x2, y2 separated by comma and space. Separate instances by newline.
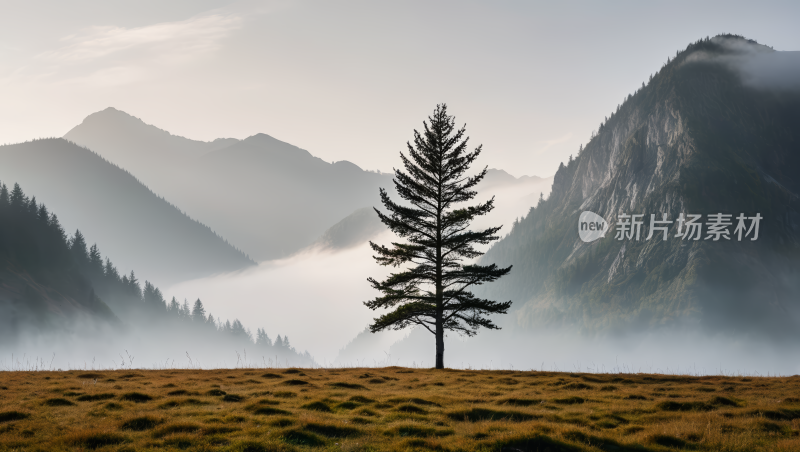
337, 325, 800, 376
163, 237, 394, 364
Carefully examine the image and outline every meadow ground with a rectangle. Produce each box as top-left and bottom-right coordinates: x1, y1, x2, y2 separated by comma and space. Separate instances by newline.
0, 367, 799, 451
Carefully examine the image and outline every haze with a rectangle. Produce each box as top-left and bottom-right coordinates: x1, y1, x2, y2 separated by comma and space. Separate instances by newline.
1, 3, 800, 376
2, 0, 799, 176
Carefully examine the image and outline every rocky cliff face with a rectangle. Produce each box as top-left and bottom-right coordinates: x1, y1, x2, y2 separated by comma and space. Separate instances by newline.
481, 36, 800, 338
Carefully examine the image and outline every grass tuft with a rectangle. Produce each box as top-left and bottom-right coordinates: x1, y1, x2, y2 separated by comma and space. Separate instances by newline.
120, 416, 162, 431
76, 393, 116, 402
43, 398, 75, 406
350, 416, 373, 425
657, 400, 715, 412
303, 422, 362, 438
230, 440, 296, 452
76, 373, 104, 379
709, 396, 740, 407
447, 408, 536, 422
0, 411, 29, 423
269, 418, 295, 427
747, 408, 800, 421
553, 396, 585, 405
396, 404, 427, 414
152, 423, 201, 438
328, 382, 368, 390
335, 401, 361, 410
253, 407, 292, 416
389, 397, 440, 406
281, 429, 326, 447
497, 433, 583, 452
648, 433, 690, 448
392, 425, 453, 438
301, 401, 332, 412
202, 426, 241, 435
496, 398, 540, 407
120, 392, 152, 403
273, 391, 296, 398
162, 434, 195, 449
65, 430, 126, 449
167, 389, 190, 396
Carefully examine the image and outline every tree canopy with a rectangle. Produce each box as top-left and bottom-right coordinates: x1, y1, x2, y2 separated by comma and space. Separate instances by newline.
365, 104, 512, 369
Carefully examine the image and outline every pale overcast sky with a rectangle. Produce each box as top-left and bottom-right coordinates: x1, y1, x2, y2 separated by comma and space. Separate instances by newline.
1, 0, 799, 176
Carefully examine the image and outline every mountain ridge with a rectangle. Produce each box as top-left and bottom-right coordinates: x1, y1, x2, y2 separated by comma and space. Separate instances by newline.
478, 35, 800, 338
65, 107, 239, 159
0, 138, 255, 287
64, 111, 397, 260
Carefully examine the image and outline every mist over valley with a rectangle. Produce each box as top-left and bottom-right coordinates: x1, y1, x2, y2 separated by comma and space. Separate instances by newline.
1, 34, 799, 377
3, 3, 800, 448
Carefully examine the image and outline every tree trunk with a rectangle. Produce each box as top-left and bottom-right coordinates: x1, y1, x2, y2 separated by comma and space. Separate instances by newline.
435, 324, 445, 369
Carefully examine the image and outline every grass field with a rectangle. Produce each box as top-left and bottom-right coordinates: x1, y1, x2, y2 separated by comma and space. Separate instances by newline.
0, 367, 799, 451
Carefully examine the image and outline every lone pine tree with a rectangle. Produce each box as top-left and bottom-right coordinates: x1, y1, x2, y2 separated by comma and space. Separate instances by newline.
365, 104, 512, 369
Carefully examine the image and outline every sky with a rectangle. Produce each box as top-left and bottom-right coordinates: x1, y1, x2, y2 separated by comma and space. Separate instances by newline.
2, 0, 800, 177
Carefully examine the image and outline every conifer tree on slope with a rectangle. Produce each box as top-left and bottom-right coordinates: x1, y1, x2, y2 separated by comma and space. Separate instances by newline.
192, 299, 207, 322
365, 104, 512, 369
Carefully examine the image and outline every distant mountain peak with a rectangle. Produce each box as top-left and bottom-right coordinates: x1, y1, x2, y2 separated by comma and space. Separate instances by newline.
481, 168, 545, 189
244, 132, 278, 142
74, 107, 238, 144
65, 108, 240, 168
240, 133, 297, 149
82, 107, 153, 130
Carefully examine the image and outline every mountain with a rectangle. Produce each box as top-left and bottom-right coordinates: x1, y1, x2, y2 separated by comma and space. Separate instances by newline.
311, 170, 553, 252
480, 168, 545, 190
63, 107, 238, 185
0, 139, 254, 287
169, 134, 395, 259
314, 207, 387, 251
0, 180, 316, 366
478, 35, 800, 339
65, 111, 395, 260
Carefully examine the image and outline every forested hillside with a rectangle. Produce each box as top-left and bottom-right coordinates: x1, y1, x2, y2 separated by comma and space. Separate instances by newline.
0, 180, 314, 366
479, 35, 800, 338
0, 138, 254, 286
0, 182, 118, 342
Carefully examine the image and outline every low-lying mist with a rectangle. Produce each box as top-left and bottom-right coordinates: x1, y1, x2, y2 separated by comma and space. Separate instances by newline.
158, 173, 554, 364
163, 237, 396, 364
336, 323, 800, 376
7, 171, 794, 376
5, 314, 798, 376
0, 168, 555, 370
0, 317, 312, 371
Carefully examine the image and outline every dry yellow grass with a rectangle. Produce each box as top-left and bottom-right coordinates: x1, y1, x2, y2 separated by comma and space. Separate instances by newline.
0, 367, 799, 451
